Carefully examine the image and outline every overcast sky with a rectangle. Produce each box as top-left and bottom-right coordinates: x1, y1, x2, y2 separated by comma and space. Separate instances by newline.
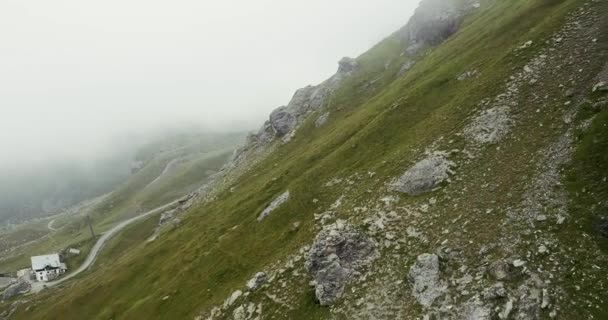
0, 0, 419, 169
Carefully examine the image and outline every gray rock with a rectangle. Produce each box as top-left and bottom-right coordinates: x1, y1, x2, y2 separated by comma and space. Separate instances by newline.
514, 284, 542, 320
408, 253, 445, 307
459, 296, 492, 320
257, 191, 290, 222
2, 281, 29, 300
398, 60, 416, 76
465, 106, 512, 144
269, 107, 297, 137
390, 153, 455, 196
338, 57, 359, 74
593, 81, 608, 92
400, 0, 479, 54
158, 209, 177, 226
233, 305, 246, 320
488, 260, 516, 281
457, 70, 479, 81
482, 282, 507, 300
305, 224, 377, 306
246, 272, 267, 291
315, 112, 330, 128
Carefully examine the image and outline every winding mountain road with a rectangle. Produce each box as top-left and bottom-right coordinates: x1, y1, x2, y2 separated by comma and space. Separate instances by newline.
47, 219, 57, 231
31, 199, 182, 293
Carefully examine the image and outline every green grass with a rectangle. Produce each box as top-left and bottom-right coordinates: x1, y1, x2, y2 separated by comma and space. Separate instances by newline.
0, 138, 237, 274
11, 0, 607, 319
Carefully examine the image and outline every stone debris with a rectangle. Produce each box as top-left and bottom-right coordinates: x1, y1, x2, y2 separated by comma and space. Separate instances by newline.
246, 272, 268, 291
464, 106, 512, 144
408, 253, 445, 307
457, 69, 479, 81
512, 259, 526, 268
305, 224, 377, 306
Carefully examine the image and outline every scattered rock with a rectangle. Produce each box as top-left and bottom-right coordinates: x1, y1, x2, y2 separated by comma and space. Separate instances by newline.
159, 209, 177, 226
390, 152, 455, 196
499, 299, 514, 319
457, 69, 479, 81
269, 107, 297, 137
246, 272, 268, 291
465, 106, 512, 144
408, 253, 445, 307
305, 224, 377, 306
512, 259, 526, 268
482, 282, 507, 300
514, 280, 542, 320
459, 296, 492, 320
520, 40, 533, 49
489, 260, 515, 281
338, 57, 359, 74
257, 191, 290, 222
233, 305, 246, 320
223, 290, 242, 309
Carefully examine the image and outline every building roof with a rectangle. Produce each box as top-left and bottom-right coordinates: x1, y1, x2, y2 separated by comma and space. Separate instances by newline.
31, 254, 62, 271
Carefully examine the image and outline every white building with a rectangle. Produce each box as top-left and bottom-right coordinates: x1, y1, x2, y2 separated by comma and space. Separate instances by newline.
30, 254, 67, 282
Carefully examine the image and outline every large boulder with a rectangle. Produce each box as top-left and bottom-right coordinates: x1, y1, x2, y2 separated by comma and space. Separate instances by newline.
269, 107, 297, 137
338, 57, 359, 74
400, 0, 479, 54
390, 153, 454, 195
408, 253, 446, 307
305, 224, 377, 306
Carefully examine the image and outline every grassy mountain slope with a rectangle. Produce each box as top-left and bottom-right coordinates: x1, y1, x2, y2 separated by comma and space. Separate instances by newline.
7, 0, 608, 319
0, 131, 243, 274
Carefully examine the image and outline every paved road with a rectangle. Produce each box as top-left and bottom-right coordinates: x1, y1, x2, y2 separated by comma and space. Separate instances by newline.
31, 199, 182, 293
143, 158, 182, 190
47, 219, 57, 231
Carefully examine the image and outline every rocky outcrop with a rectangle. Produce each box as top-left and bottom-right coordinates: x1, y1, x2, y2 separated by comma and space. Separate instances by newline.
257, 191, 290, 222
408, 253, 445, 307
305, 223, 377, 306
226, 57, 360, 173
269, 107, 297, 137
399, 0, 481, 54
390, 152, 455, 196
338, 57, 359, 74
246, 272, 267, 291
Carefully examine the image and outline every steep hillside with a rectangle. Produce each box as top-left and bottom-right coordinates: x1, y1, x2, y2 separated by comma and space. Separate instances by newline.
6, 0, 608, 319
0, 130, 243, 274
